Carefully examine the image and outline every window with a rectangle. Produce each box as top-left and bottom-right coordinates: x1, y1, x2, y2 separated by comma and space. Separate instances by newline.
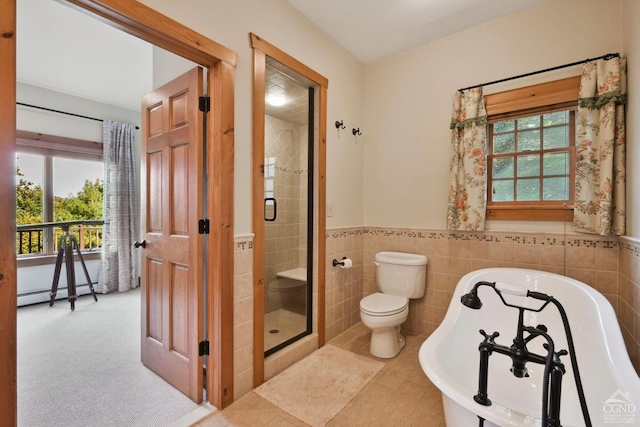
485, 76, 579, 221
16, 131, 104, 256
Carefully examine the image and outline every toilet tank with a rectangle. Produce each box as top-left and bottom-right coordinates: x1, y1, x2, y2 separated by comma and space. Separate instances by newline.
375, 252, 428, 298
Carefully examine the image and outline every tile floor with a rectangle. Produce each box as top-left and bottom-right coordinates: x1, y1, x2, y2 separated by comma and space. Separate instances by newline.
195, 323, 446, 426
264, 309, 307, 350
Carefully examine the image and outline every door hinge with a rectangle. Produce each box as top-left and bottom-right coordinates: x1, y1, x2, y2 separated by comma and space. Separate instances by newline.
199, 96, 210, 113
198, 218, 210, 234
199, 340, 209, 356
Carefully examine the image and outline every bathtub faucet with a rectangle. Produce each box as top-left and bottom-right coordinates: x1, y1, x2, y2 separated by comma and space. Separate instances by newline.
462, 281, 580, 427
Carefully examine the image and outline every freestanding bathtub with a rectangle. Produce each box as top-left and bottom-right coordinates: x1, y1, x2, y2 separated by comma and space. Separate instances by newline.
419, 268, 640, 427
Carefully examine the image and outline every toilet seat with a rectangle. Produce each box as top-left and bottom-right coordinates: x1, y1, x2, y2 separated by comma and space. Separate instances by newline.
360, 292, 408, 316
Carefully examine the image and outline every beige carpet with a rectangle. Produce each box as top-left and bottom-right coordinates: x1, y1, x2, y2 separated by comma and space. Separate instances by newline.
254, 344, 384, 426
17, 288, 199, 426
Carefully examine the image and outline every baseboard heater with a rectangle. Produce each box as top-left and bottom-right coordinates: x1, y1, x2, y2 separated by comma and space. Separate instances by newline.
18, 282, 98, 298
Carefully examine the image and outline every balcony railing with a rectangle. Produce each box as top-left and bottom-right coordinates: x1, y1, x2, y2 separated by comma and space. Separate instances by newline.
16, 220, 104, 255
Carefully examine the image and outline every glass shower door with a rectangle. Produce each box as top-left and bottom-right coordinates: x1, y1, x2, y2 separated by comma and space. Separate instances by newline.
263, 58, 314, 356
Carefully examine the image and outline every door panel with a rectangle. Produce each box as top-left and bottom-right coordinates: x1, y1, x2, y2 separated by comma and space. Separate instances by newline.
140, 67, 204, 402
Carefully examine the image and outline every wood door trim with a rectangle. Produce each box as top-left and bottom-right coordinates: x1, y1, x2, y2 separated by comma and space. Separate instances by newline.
63, 0, 237, 67
0, 1, 17, 424
251, 34, 327, 387
207, 60, 235, 408
250, 33, 328, 89
1, 0, 237, 417
251, 48, 267, 386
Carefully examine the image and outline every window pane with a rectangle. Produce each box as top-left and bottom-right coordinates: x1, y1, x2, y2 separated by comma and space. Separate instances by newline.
494, 120, 515, 133
517, 130, 541, 151
517, 116, 540, 130
16, 153, 44, 255
493, 133, 515, 154
16, 153, 43, 225
517, 154, 540, 177
543, 111, 569, 126
543, 126, 569, 149
493, 180, 514, 201
517, 178, 539, 201
53, 158, 104, 222
543, 152, 569, 176
493, 157, 514, 179
543, 177, 569, 200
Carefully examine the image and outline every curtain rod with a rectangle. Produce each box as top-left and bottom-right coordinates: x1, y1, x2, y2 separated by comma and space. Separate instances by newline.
458, 52, 620, 92
17, 102, 140, 130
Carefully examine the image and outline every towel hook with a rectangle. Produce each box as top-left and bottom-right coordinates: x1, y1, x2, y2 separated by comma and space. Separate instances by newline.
335, 120, 345, 129
352, 128, 362, 136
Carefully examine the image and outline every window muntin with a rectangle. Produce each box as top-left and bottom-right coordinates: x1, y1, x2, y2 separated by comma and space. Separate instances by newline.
487, 109, 575, 218
483, 77, 579, 221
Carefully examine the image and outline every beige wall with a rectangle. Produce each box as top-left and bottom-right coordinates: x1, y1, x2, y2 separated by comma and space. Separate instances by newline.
362, 0, 624, 232
142, 0, 365, 233
623, 0, 640, 237
141, 0, 640, 403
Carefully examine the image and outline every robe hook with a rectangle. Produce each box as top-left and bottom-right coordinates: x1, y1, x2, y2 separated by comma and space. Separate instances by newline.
352, 128, 362, 136
335, 120, 345, 129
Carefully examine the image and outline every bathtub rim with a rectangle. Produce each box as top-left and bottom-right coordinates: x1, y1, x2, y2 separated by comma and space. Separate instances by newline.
419, 267, 640, 427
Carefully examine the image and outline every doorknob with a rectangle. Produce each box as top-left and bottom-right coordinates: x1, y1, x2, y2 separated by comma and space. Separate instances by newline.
134, 240, 146, 249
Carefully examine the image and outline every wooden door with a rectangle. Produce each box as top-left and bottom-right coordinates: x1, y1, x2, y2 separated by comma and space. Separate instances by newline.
140, 67, 204, 402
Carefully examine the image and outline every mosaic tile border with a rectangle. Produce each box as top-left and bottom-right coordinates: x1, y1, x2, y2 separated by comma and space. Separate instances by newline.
359, 227, 621, 248
234, 234, 254, 251
620, 237, 640, 258
325, 227, 364, 239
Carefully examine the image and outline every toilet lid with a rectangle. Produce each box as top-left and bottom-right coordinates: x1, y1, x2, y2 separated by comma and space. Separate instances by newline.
360, 293, 408, 316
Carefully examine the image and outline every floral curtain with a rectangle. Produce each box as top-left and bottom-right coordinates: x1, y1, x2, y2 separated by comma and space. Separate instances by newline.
574, 57, 627, 235
446, 88, 488, 231
98, 121, 140, 292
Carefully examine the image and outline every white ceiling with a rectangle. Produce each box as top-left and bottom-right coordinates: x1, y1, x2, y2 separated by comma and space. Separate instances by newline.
16, 0, 551, 112
17, 0, 153, 111
287, 0, 550, 63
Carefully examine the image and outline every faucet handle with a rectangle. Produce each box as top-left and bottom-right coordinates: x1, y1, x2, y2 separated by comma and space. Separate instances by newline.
479, 329, 499, 340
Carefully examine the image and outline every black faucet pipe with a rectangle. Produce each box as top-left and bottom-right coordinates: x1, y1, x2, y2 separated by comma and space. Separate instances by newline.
524, 326, 556, 427
464, 282, 592, 427
529, 292, 592, 427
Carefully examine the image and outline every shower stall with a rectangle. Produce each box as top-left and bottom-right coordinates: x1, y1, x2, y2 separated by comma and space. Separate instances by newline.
262, 58, 315, 356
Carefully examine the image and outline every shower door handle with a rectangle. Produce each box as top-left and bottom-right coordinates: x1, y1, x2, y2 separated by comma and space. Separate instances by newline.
264, 197, 277, 221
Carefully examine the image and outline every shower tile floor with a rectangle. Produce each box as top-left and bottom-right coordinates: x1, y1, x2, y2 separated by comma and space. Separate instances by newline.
264, 309, 307, 350
195, 323, 445, 426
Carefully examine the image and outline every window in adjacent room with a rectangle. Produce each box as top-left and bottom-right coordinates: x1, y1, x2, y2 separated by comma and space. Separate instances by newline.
15, 131, 104, 257
485, 76, 579, 221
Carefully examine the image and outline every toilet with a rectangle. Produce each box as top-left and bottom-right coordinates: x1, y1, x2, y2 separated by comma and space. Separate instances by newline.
360, 251, 428, 358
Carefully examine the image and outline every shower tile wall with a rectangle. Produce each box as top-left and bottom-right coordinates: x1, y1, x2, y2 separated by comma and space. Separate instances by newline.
264, 115, 308, 313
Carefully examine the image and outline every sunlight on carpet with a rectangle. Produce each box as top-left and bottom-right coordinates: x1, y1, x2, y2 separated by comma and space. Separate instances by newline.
254, 344, 384, 426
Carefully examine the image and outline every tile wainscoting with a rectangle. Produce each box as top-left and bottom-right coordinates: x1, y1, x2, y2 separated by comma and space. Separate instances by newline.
233, 234, 255, 400
233, 229, 640, 403
325, 227, 640, 373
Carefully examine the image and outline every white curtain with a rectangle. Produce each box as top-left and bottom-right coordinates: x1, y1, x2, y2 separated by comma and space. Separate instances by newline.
98, 121, 140, 293
574, 57, 627, 235
446, 88, 488, 231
